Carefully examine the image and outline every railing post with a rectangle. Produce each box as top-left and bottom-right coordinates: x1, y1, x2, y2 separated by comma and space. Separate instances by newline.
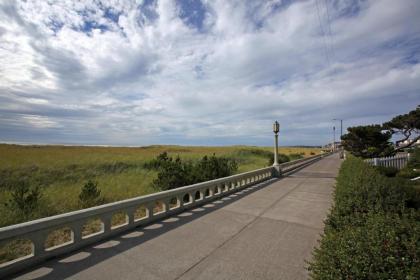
31, 231, 46, 257
163, 199, 170, 213
71, 221, 84, 243
103, 213, 112, 233
127, 207, 136, 225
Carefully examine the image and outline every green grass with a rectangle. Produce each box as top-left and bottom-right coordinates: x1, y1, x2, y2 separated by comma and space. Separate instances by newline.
0, 144, 321, 227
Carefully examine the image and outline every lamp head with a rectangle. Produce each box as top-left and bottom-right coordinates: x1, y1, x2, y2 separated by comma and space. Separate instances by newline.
273, 121, 280, 134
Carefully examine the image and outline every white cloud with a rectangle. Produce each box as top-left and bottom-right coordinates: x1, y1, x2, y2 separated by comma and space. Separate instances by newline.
0, 0, 419, 146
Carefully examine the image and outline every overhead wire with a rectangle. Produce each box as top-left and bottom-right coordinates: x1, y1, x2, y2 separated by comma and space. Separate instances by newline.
315, 0, 332, 67
323, 0, 336, 62
315, 0, 341, 139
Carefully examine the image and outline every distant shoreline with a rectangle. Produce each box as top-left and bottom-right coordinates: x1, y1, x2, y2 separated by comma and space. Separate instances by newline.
0, 142, 322, 148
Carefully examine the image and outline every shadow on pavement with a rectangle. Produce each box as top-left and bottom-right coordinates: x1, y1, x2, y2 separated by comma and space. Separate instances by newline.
11, 178, 280, 280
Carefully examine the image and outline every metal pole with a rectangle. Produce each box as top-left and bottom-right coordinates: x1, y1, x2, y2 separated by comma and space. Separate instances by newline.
340, 119, 343, 141
272, 121, 280, 177
333, 126, 336, 152
273, 133, 279, 166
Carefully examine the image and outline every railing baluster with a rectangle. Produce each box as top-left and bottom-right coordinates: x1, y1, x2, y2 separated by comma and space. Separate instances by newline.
31, 231, 47, 257
103, 213, 112, 233
127, 207, 136, 225
71, 221, 83, 243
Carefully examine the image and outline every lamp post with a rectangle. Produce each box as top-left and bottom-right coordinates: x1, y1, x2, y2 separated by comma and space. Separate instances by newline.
333, 126, 336, 152
273, 121, 280, 176
333, 118, 344, 158
333, 118, 343, 143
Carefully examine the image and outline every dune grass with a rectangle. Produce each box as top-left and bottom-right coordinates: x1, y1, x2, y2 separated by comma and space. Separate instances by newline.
0, 144, 321, 227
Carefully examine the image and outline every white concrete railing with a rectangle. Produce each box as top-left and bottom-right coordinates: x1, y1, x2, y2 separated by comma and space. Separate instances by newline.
364, 153, 410, 170
0, 153, 325, 278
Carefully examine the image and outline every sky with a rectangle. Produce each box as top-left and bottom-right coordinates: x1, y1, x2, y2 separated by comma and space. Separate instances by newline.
0, 0, 419, 146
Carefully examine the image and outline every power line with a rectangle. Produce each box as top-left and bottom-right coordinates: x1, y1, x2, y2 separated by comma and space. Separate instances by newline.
315, 0, 332, 67
323, 0, 336, 61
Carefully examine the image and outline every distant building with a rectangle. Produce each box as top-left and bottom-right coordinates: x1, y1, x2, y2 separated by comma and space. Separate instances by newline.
323, 141, 342, 151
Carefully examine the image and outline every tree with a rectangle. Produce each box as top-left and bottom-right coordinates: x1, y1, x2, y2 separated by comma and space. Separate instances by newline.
341, 125, 394, 158
4, 180, 42, 218
79, 180, 102, 208
383, 106, 420, 152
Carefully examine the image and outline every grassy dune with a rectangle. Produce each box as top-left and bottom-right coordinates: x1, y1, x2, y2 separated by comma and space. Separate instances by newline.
0, 144, 321, 227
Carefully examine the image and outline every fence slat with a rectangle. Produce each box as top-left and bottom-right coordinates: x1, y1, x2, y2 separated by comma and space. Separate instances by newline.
364, 153, 410, 170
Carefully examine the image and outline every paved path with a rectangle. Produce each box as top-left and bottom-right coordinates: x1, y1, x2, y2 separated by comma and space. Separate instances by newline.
14, 154, 341, 280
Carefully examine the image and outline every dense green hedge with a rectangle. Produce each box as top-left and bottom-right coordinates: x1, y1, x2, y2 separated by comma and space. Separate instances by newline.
309, 157, 420, 279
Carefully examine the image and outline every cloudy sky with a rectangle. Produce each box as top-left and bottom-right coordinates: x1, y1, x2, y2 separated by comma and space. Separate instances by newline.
0, 0, 419, 146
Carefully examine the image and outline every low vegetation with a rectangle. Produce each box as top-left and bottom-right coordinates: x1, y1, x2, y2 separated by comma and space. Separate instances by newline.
78, 180, 103, 208
308, 156, 420, 279
146, 152, 238, 191
0, 144, 320, 228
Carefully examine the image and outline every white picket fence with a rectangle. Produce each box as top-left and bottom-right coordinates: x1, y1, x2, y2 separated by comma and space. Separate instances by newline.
365, 153, 410, 170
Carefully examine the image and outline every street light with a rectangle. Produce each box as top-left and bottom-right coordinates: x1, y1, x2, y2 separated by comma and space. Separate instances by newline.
273, 121, 280, 134
333, 118, 345, 158
333, 118, 343, 142
273, 121, 280, 167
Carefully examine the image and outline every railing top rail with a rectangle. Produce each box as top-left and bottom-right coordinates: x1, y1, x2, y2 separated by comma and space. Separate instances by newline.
0, 166, 273, 238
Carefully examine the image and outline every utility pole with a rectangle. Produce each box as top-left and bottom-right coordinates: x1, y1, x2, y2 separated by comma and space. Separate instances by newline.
333, 118, 344, 158
333, 119, 343, 142
333, 126, 336, 151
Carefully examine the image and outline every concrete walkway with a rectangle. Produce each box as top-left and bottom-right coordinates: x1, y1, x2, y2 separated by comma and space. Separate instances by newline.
13, 154, 341, 280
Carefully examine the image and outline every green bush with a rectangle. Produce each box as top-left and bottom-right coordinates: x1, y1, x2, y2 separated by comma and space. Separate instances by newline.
149, 153, 238, 191
193, 155, 238, 182
326, 157, 417, 229
79, 180, 102, 208
267, 153, 290, 166
151, 155, 190, 191
4, 180, 42, 219
375, 166, 398, 177
309, 156, 420, 279
309, 211, 420, 280
398, 147, 420, 179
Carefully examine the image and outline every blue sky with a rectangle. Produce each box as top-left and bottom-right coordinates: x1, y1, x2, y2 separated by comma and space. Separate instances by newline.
0, 0, 419, 146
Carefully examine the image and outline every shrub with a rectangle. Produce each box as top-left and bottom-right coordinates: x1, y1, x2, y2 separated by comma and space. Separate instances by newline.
79, 180, 102, 208
4, 180, 42, 218
151, 155, 189, 191
193, 155, 238, 182
267, 153, 290, 166
309, 156, 420, 279
398, 147, 420, 179
309, 211, 420, 280
375, 166, 398, 177
149, 153, 238, 191
143, 151, 171, 170
326, 157, 414, 229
